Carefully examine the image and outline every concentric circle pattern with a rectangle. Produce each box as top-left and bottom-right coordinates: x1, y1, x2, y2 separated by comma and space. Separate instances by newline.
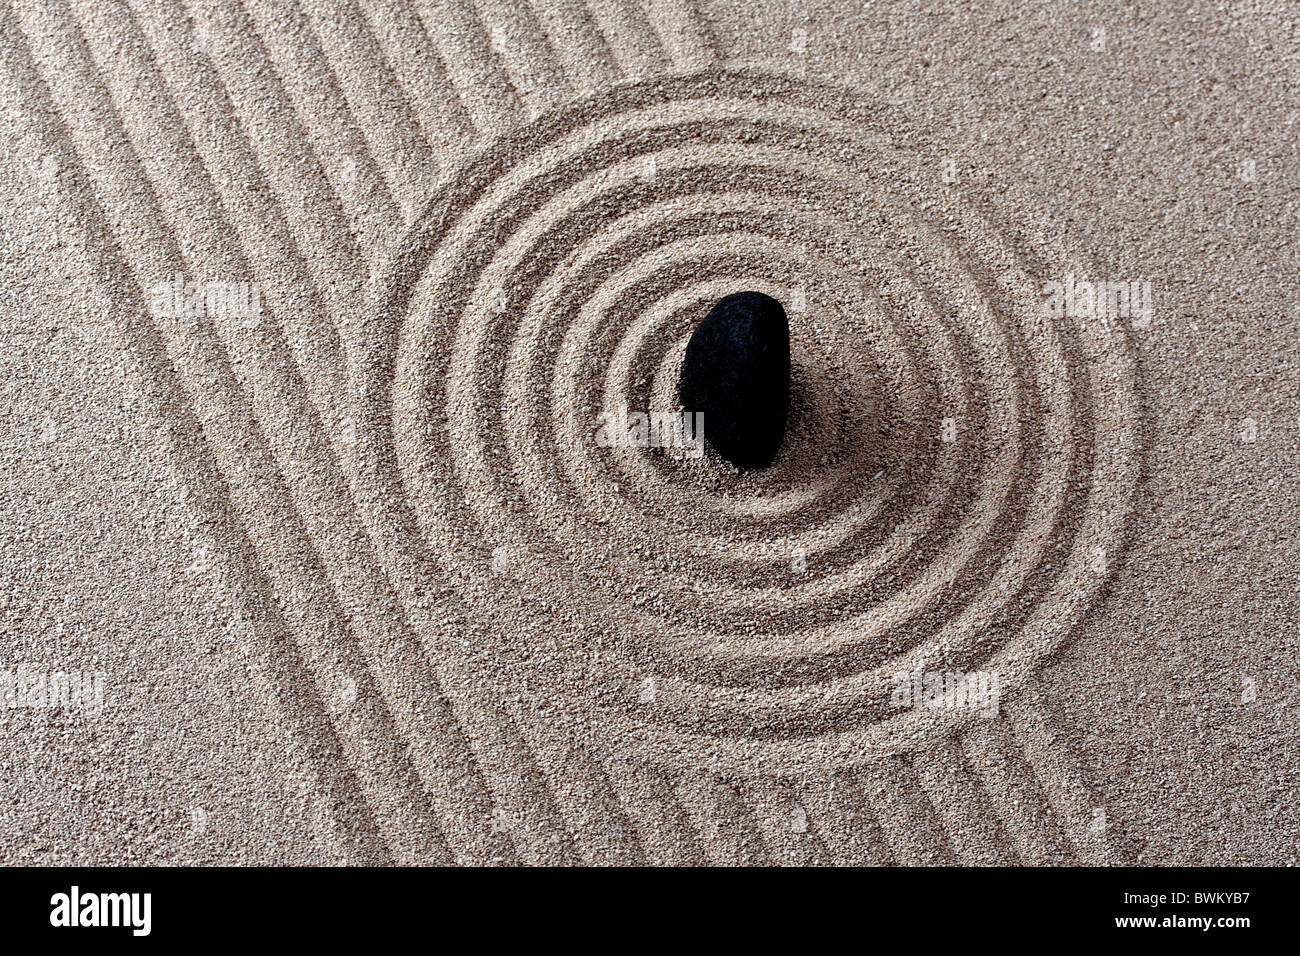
354, 69, 1139, 776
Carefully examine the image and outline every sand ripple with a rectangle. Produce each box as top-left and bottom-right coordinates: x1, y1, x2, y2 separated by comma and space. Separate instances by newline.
354, 68, 1140, 775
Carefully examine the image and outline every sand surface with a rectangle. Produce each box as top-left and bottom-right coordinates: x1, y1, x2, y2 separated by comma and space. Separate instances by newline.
1, 0, 1296, 864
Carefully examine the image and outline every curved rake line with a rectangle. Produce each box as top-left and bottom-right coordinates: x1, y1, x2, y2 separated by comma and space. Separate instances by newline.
358, 65, 1138, 858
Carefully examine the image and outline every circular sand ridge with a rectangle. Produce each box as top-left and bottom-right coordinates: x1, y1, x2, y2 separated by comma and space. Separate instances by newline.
354, 69, 1139, 772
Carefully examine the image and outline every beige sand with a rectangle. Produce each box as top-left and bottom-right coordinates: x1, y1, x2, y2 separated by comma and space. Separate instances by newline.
0, 0, 1295, 864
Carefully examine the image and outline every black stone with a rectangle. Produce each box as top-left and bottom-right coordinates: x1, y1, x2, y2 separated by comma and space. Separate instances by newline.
678, 291, 790, 468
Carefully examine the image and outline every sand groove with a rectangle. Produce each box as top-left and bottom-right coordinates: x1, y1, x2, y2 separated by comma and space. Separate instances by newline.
605, 762, 709, 865
586, 0, 671, 78
8, 38, 450, 866
15, 0, 545, 864
799, 772, 894, 865
646, 0, 713, 70
961, 719, 1075, 865
178, 0, 370, 310
528, 0, 620, 92
300, 0, 441, 219
470, 0, 572, 113
743, 780, 832, 865
0, 4, 396, 863
860, 757, 958, 865
912, 738, 1018, 865
90, 0, 349, 420
1006, 686, 1115, 864
413, 0, 522, 131
675, 774, 770, 865
237, 0, 406, 262
353, 0, 477, 150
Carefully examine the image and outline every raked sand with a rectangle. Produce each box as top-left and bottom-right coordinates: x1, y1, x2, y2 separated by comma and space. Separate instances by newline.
0, 0, 1296, 864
